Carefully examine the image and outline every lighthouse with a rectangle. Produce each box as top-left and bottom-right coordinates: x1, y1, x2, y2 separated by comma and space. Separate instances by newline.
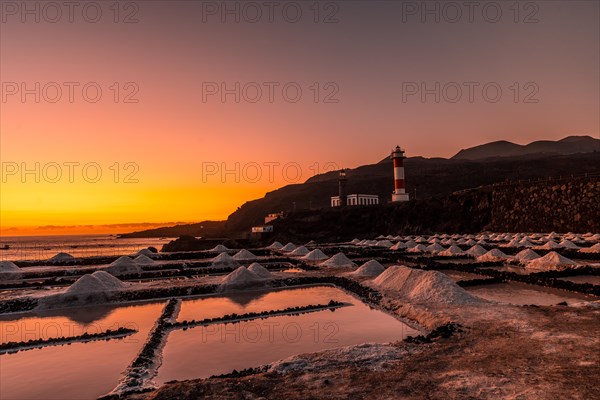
391, 146, 410, 202
338, 169, 348, 207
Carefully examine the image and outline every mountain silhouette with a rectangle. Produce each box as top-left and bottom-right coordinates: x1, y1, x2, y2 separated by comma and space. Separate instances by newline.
452, 135, 599, 160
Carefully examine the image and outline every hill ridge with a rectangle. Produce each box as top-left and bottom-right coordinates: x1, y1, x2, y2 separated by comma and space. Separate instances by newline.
452, 135, 599, 160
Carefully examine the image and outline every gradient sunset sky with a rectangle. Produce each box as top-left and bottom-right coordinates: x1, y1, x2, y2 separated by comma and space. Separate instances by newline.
1, 1, 598, 235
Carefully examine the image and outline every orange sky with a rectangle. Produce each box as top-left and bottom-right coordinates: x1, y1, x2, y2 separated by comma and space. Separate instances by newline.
1, 1, 598, 236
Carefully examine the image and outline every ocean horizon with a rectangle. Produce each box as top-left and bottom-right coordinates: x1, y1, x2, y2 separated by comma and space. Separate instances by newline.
0, 234, 173, 262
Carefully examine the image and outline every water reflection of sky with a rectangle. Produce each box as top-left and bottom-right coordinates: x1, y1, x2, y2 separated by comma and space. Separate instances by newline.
157, 286, 418, 383
0, 301, 166, 399
0, 286, 420, 398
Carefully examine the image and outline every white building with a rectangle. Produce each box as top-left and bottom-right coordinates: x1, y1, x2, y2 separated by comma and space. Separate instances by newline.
264, 213, 283, 224
331, 194, 379, 207
251, 225, 273, 233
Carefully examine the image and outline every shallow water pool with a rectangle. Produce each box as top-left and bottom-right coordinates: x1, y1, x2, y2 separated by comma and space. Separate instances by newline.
0, 301, 166, 400
466, 282, 596, 306
156, 286, 418, 383
437, 270, 489, 282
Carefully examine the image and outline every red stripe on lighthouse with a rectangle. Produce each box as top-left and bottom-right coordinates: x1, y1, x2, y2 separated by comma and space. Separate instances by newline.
394, 179, 405, 189
393, 158, 403, 168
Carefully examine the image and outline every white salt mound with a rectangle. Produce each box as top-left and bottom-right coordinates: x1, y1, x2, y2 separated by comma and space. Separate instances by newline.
320, 252, 356, 267
90, 271, 127, 290
136, 248, 155, 257
537, 240, 561, 250
477, 249, 510, 262
220, 266, 268, 290
404, 239, 417, 248
518, 238, 534, 248
558, 239, 580, 249
375, 240, 393, 248
233, 249, 257, 261
580, 243, 600, 254
514, 249, 540, 263
526, 252, 577, 271
301, 249, 329, 261
504, 238, 521, 248
349, 260, 385, 277
65, 275, 105, 294
280, 243, 297, 252
134, 254, 156, 265
66, 271, 126, 294
210, 244, 231, 253
49, 252, 75, 262
466, 244, 487, 257
211, 252, 240, 268
371, 265, 479, 305
109, 256, 138, 268
289, 246, 310, 256
106, 256, 142, 276
247, 263, 272, 278
390, 242, 405, 251
426, 243, 445, 254
439, 245, 465, 256
268, 241, 283, 250
0, 261, 22, 280
407, 244, 427, 253
0, 261, 20, 272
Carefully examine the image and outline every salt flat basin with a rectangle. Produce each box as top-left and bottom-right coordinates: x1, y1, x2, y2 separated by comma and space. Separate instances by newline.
177, 285, 361, 322
156, 286, 418, 384
557, 275, 600, 285
477, 264, 537, 275
466, 282, 597, 306
433, 258, 478, 265
437, 270, 488, 282
0, 301, 165, 400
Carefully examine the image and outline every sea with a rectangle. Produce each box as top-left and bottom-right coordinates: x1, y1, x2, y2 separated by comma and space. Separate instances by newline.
0, 235, 174, 262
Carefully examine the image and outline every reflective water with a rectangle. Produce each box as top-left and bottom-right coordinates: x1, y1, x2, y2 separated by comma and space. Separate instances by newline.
0, 286, 420, 398
0, 301, 165, 400
466, 282, 597, 306
0, 235, 172, 261
177, 285, 348, 321
157, 286, 418, 383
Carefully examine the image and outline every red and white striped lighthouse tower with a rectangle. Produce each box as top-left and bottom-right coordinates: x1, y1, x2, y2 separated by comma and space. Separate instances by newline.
391, 146, 410, 202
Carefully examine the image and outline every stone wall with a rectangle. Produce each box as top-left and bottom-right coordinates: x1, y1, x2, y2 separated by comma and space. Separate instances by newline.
266, 176, 598, 242
490, 176, 599, 233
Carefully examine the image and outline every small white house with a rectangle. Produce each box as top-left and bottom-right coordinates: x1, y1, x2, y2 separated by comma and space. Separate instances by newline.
264, 213, 283, 224
252, 225, 274, 233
